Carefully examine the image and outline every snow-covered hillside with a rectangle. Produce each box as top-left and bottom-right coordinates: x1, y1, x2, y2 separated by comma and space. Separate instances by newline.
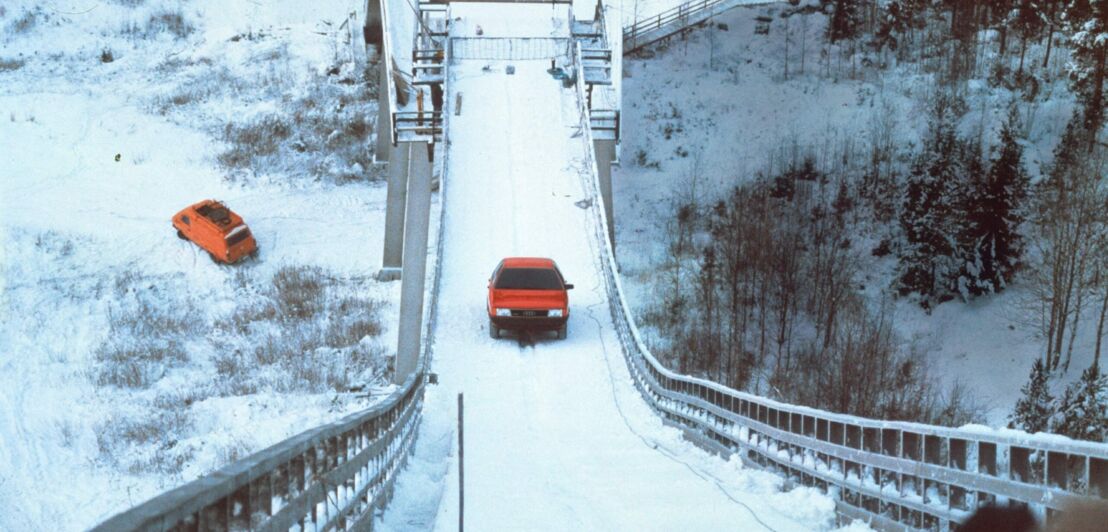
613, 3, 1084, 427
0, 1, 400, 529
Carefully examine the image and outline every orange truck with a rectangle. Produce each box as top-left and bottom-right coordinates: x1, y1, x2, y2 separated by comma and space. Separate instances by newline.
172, 199, 257, 264
487, 257, 574, 340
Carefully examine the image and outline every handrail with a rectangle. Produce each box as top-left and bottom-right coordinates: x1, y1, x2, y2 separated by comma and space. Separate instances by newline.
622, 0, 776, 55
393, 111, 444, 144
570, 32, 1108, 532
90, 2, 449, 530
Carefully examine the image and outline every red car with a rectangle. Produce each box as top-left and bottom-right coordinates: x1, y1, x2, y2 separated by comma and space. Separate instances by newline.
487, 257, 573, 339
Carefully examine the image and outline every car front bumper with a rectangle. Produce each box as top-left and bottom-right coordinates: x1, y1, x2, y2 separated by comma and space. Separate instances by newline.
491, 315, 568, 331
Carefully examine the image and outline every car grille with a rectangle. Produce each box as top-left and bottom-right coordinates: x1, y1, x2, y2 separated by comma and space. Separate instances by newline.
510, 309, 549, 317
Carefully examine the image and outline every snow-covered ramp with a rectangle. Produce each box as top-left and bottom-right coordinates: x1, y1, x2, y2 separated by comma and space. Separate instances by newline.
378, 4, 836, 530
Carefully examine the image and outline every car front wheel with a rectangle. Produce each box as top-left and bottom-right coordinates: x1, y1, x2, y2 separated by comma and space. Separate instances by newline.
556, 324, 567, 340
489, 319, 500, 339
176, 230, 187, 240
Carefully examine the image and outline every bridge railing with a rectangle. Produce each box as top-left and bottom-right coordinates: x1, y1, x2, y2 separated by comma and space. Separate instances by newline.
570, 36, 1108, 532
91, 4, 451, 531
622, 0, 775, 55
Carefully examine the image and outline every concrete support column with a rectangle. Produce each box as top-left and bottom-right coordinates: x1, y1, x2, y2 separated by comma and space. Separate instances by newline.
364, 0, 383, 52
394, 141, 433, 385
594, 139, 616, 250
379, 142, 410, 280
375, 57, 391, 164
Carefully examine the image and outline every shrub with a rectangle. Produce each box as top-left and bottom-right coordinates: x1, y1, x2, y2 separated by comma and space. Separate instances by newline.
120, 9, 195, 40
271, 265, 325, 319
0, 58, 25, 71
7, 8, 41, 34
217, 70, 377, 183
217, 114, 292, 169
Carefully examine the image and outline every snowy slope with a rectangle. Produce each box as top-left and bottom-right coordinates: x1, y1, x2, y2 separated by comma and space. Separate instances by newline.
612, 3, 1085, 427
378, 4, 849, 530
0, 1, 399, 529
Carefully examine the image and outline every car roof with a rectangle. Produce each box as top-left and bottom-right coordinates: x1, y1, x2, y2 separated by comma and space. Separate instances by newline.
500, 257, 556, 268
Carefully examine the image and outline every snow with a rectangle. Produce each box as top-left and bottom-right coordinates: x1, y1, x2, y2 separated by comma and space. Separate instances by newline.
378, 3, 855, 530
611, 2, 1088, 429
0, 1, 397, 529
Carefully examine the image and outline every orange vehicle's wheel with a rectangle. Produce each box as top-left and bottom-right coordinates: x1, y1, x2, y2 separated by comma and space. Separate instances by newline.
489, 319, 500, 339
556, 325, 567, 340
209, 252, 220, 264
176, 230, 186, 240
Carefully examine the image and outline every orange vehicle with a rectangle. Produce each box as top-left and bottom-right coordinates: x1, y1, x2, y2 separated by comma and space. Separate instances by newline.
487, 257, 573, 340
172, 199, 257, 264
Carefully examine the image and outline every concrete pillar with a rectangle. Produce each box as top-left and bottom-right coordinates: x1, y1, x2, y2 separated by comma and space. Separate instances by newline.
364, 0, 383, 51
394, 141, 433, 385
379, 142, 409, 281
594, 139, 616, 250
374, 57, 391, 164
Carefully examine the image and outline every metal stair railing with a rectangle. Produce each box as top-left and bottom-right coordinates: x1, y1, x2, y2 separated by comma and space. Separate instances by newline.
623, 0, 776, 55
569, 35, 1108, 532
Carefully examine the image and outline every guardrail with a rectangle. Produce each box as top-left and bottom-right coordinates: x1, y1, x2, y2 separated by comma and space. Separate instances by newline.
393, 111, 444, 144
570, 34, 1108, 532
589, 109, 620, 140
623, 0, 775, 55
91, 3, 451, 531
449, 37, 572, 61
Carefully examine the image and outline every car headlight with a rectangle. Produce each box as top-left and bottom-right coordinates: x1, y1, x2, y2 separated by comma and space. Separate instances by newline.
549, 309, 564, 318
495, 308, 511, 317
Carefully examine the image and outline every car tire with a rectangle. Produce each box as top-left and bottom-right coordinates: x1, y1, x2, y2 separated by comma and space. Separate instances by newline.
209, 252, 221, 264
176, 230, 187, 240
556, 324, 567, 340
489, 319, 499, 339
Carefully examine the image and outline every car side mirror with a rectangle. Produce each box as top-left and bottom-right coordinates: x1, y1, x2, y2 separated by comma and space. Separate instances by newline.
565, 283, 574, 290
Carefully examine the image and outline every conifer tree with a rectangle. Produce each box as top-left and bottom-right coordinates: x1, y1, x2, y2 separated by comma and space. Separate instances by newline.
899, 94, 967, 308
1014, 0, 1044, 76
1053, 362, 1108, 442
1009, 358, 1054, 433
1066, 0, 1108, 140
963, 106, 1029, 294
828, 0, 863, 42
988, 0, 1015, 55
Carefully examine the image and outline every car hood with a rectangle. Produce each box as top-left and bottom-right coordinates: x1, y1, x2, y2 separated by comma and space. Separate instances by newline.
490, 289, 566, 309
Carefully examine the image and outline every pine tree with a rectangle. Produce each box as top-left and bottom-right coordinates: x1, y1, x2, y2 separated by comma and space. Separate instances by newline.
1009, 358, 1055, 433
874, 0, 926, 55
898, 94, 968, 308
828, 0, 863, 43
1053, 362, 1108, 442
988, 0, 1015, 56
1066, 0, 1108, 140
1014, 0, 1044, 76
963, 106, 1029, 294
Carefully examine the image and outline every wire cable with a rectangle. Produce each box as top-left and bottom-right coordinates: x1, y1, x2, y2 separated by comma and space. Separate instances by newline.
583, 287, 779, 532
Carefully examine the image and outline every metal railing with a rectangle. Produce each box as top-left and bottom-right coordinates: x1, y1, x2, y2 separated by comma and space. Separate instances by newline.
589, 109, 620, 140
449, 37, 571, 61
393, 111, 444, 144
570, 34, 1108, 532
91, 3, 452, 531
623, 0, 775, 55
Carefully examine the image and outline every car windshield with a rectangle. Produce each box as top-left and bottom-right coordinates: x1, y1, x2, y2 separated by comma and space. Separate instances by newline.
495, 268, 563, 290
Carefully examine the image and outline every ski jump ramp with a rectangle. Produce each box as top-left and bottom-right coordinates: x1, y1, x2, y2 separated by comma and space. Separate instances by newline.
380, 3, 827, 530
